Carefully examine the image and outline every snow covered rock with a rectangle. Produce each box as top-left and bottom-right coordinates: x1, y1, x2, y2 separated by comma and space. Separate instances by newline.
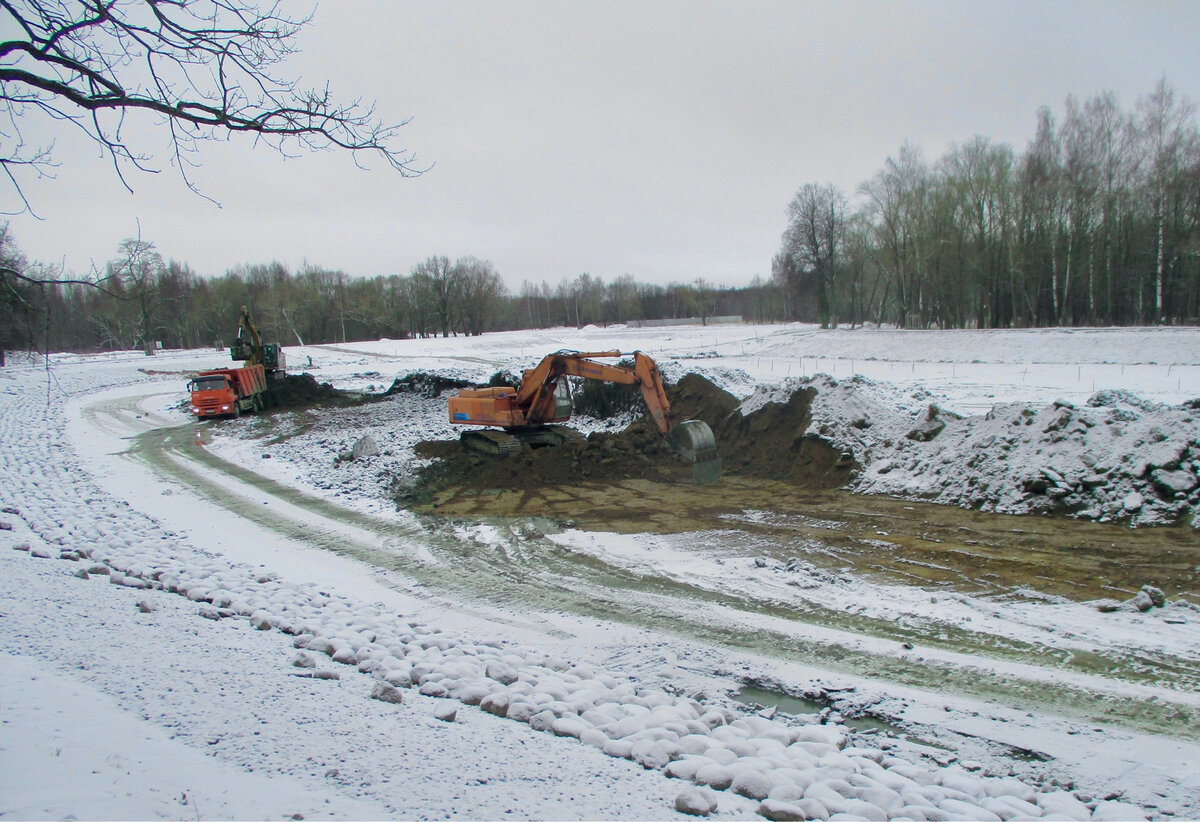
1122, 492, 1144, 511
1130, 591, 1155, 613
370, 681, 404, 705
906, 405, 948, 442
756, 798, 810, 821
485, 660, 519, 685
1140, 585, 1166, 608
197, 604, 222, 620
1152, 468, 1197, 495
418, 681, 450, 698
675, 785, 718, 816
350, 435, 380, 461
1037, 789, 1092, 820
630, 739, 672, 769
731, 769, 774, 800
694, 762, 734, 790
1091, 799, 1147, 820
940, 797, 1000, 820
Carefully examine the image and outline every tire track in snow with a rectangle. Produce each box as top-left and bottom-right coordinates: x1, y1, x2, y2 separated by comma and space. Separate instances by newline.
100, 393, 1200, 742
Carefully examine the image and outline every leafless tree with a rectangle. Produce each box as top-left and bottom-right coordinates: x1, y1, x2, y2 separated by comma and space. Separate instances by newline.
782, 182, 849, 328
453, 256, 504, 336
1, 0, 424, 214
411, 255, 459, 338
106, 235, 164, 353
1138, 78, 1196, 323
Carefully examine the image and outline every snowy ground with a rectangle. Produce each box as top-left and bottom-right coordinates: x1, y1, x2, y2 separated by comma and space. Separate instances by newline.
1, 323, 1198, 820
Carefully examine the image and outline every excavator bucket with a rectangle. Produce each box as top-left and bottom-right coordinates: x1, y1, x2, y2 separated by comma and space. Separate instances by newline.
666, 419, 722, 485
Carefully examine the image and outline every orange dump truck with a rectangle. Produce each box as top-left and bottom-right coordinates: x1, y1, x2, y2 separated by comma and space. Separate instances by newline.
188, 364, 268, 418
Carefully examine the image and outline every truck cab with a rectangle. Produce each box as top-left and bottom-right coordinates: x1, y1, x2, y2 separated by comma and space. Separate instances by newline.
188, 365, 267, 418
188, 373, 238, 418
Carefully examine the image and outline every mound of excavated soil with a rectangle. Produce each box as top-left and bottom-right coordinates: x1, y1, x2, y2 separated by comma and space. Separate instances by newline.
269, 370, 457, 411
384, 372, 475, 398
269, 373, 354, 410
406, 373, 856, 500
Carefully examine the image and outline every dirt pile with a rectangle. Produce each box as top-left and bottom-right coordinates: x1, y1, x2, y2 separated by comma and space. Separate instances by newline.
270, 370, 468, 412
852, 388, 1200, 526
400, 368, 1199, 526
690, 376, 856, 488
405, 373, 856, 500
384, 372, 475, 398
269, 373, 354, 410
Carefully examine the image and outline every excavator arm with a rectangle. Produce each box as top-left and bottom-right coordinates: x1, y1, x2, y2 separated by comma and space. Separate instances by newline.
516, 350, 674, 433
230, 305, 264, 366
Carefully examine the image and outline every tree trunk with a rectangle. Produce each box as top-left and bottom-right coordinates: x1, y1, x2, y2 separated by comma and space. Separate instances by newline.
1155, 190, 1165, 323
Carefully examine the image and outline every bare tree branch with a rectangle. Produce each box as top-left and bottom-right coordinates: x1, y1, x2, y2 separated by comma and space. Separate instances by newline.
0, 0, 426, 209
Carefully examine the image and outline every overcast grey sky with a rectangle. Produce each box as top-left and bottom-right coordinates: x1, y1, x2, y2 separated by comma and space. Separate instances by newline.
6, 0, 1199, 290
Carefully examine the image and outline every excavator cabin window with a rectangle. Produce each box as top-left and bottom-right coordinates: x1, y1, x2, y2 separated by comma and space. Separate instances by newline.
553, 380, 573, 420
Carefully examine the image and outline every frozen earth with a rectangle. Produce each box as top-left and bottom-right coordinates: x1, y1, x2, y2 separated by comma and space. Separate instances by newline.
1, 322, 1198, 820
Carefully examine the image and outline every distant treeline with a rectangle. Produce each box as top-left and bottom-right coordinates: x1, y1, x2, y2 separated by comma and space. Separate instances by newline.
1, 80, 1196, 356
778, 79, 1200, 329
0, 233, 778, 354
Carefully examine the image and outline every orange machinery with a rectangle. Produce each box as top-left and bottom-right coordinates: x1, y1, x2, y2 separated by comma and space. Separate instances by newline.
448, 350, 720, 483
188, 364, 268, 418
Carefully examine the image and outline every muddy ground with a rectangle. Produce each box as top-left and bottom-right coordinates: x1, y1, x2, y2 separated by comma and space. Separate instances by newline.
395, 373, 1200, 606
406, 374, 856, 498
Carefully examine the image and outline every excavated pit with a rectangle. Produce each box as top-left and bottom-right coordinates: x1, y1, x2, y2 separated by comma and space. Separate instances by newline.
405, 373, 856, 504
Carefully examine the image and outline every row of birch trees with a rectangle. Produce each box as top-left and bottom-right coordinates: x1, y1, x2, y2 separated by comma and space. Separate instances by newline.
777, 80, 1200, 328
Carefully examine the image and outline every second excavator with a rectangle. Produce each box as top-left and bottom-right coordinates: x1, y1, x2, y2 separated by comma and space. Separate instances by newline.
230, 305, 287, 377
447, 350, 721, 484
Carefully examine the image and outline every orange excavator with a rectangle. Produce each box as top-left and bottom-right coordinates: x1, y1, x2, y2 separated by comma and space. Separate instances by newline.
447, 350, 721, 484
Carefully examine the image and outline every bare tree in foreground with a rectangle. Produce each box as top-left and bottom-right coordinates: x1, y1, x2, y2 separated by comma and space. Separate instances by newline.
0, 0, 424, 213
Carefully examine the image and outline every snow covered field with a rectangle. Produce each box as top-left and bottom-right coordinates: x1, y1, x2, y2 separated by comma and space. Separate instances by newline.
1, 323, 1198, 820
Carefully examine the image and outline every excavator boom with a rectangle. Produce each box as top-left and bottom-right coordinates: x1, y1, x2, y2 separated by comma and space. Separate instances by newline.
448, 350, 721, 484
230, 305, 286, 375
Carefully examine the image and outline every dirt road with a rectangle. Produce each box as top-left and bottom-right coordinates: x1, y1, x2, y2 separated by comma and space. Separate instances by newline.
78, 389, 1200, 749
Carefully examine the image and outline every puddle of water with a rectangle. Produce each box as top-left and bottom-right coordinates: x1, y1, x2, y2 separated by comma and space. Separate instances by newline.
735, 684, 824, 716
733, 685, 908, 737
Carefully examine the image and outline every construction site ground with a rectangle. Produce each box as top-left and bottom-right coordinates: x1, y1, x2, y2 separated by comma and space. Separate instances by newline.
409, 474, 1200, 606
19, 328, 1196, 819
402, 371, 1198, 606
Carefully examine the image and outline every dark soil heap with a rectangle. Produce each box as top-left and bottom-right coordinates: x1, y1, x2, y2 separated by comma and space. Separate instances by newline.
406, 373, 857, 500
384, 372, 475, 398
268, 373, 355, 410
271, 370, 470, 411
692, 376, 855, 487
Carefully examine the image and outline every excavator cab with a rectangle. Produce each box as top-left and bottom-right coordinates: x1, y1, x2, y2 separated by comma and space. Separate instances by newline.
551, 380, 573, 421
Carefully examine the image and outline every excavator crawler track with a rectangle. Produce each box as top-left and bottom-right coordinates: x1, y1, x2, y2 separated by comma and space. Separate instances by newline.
459, 429, 522, 456
459, 425, 585, 456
